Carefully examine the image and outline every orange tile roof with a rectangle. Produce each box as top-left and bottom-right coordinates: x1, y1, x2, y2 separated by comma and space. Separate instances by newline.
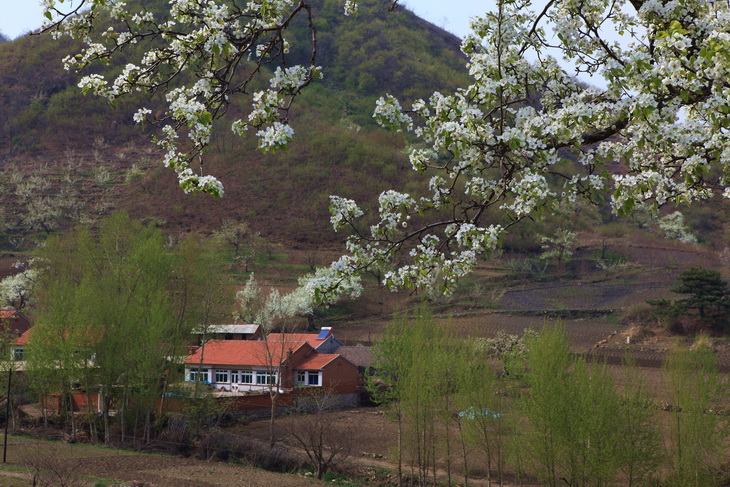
267, 333, 327, 349
14, 329, 31, 346
183, 340, 309, 367
0, 309, 18, 320
296, 353, 339, 370
13, 326, 100, 347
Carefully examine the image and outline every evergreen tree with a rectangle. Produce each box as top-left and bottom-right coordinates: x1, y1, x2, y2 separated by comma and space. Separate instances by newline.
671, 267, 730, 323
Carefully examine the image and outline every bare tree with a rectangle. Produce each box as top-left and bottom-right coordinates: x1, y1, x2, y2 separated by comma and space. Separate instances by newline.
259, 321, 301, 449
214, 220, 265, 271
286, 389, 352, 480
22, 442, 84, 487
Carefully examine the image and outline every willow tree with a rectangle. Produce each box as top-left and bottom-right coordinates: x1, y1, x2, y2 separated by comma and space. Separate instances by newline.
519, 325, 660, 487
369, 310, 463, 486
663, 346, 727, 487
28, 211, 214, 444
456, 342, 511, 486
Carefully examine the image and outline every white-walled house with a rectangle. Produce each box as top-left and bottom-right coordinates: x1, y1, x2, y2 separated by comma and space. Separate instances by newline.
182, 337, 359, 396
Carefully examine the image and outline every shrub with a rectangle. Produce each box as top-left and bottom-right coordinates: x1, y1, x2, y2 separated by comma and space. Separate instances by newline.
621, 303, 660, 328
198, 433, 303, 472
154, 416, 193, 456
22, 442, 84, 487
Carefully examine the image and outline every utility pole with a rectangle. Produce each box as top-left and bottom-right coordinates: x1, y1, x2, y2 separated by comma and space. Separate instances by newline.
3, 368, 12, 463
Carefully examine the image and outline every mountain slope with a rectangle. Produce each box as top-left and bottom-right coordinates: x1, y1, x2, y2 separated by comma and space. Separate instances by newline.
0, 0, 470, 246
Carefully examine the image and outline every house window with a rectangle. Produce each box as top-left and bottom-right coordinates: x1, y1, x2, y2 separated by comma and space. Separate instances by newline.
189, 368, 209, 382
296, 371, 321, 386
12, 347, 23, 361
256, 372, 275, 385
215, 370, 229, 383
240, 371, 253, 384
230, 371, 239, 384
225, 333, 233, 340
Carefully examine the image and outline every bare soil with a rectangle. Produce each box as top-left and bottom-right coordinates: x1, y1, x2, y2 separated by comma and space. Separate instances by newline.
0, 436, 319, 487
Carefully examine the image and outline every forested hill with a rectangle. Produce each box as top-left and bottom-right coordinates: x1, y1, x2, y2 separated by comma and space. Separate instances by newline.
0, 0, 470, 246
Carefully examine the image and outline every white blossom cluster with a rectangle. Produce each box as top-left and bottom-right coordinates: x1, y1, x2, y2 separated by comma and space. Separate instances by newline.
270, 66, 321, 92
344, 1, 358, 17
43, 0, 320, 197
41, 0, 730, 297
373, 95, 413, 132
329, 196, 364, 232
235, 267, 361, 325
0, 261, 38, 310
657, 211, 697, 244
321, 0, 730, 296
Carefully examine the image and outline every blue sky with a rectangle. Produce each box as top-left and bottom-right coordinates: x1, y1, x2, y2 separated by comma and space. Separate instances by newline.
0, 1, 489, 40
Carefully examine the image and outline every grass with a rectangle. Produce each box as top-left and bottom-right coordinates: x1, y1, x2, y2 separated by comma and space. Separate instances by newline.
2, 434, 156, 459
0, 475, 29, 487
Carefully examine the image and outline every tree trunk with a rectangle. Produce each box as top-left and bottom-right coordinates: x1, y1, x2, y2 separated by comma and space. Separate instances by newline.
102, 389, 111, 445
269, 393, 277, 449
85, 390, 97, 442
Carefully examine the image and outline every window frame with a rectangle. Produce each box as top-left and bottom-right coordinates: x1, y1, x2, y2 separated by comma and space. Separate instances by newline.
296, 370, 321, 386
255, 371, 275, 385
215, 369, 229, 383
189, 368, 209, 382
240, 370, 253, 384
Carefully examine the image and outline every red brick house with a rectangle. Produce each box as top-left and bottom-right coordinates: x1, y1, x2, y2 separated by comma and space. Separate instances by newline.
10, 328, 31, 362
0, 308, 31, 338
266, 327, 343, 353
182, 334, 359, 407
2, 310, 32, 362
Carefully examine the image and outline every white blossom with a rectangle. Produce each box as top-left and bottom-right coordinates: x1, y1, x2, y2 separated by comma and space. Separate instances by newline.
42, 0, 730, 293
256, 122, 294, 151
329, 196, 363, 231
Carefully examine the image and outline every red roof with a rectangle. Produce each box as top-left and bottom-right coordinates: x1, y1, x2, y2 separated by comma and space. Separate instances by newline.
0, 309, 18, 320
296, 353, 340, 370
12, 326, 101, 348
267, 332, 330, 349
183, 340, 309, 367
14, 329, 31, 346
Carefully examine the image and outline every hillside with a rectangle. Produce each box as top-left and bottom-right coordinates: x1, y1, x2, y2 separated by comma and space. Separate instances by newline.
2, 0, 730, 351
0, 0, 469, 247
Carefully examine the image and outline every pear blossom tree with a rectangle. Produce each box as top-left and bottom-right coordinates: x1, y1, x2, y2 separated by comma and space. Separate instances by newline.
42, 0, 730, 297
0, 261, 38, 311
236, 268, 361, 328
657, 211, 697, 243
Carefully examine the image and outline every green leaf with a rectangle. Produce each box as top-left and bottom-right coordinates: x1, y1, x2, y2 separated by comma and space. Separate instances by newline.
622, 197, 635, 214
198, 111, 212, 125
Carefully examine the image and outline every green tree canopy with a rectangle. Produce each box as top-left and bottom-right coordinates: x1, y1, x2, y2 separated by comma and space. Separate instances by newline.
28, 211, 229, 444
670, 267, 730, 319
